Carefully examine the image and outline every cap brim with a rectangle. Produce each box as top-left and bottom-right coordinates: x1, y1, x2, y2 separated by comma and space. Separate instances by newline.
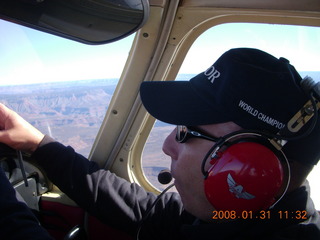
140, 81, 230, 126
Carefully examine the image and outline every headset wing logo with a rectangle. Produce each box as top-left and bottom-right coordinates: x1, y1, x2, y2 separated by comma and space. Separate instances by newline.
227, 173, 255, 200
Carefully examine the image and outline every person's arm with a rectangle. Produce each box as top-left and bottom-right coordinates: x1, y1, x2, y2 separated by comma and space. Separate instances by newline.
0, 103, 190, 237
0, 167, 53, 239
32, 136, 187, 236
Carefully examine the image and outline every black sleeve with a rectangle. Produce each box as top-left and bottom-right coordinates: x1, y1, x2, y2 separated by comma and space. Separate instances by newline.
32, 136, 190, 237
0, 167, 53, 240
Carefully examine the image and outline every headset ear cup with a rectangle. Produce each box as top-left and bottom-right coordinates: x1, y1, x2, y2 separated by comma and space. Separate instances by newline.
204, 141, 285, 214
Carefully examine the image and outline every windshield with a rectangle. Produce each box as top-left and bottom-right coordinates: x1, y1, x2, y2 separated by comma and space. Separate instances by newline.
0, 19, 134, 157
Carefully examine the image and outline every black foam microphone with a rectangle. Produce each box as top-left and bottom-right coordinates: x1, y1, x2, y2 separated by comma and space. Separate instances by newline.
157, 169, 172, 184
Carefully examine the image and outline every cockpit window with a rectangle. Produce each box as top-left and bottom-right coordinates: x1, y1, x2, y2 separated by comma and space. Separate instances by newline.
0, 19, 134, 157
141, 23, 320, 206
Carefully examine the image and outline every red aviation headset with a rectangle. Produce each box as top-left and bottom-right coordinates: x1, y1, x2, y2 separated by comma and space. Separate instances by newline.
202, 131, 290, 215
202, 77, 320, 215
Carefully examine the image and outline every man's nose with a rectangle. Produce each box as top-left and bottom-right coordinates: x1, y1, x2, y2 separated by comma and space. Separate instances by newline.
162, 129, 178, 160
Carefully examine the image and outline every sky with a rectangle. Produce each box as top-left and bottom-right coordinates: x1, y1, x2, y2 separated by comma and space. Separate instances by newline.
0, 20, 319, 86
0, 19, 134, 85
180, 23, 320, 74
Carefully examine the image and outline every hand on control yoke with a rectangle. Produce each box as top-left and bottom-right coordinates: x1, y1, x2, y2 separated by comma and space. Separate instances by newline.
0, 103, 44, 153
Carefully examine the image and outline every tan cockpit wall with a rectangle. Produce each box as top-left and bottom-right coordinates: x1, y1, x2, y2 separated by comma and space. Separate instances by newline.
89, 0, 320, 193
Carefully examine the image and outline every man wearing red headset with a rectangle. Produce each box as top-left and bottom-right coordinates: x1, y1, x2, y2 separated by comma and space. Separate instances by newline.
0, 48, 319, 239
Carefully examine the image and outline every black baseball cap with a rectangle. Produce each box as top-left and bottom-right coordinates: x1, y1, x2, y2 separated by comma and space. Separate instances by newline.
140, 48, 320, 165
